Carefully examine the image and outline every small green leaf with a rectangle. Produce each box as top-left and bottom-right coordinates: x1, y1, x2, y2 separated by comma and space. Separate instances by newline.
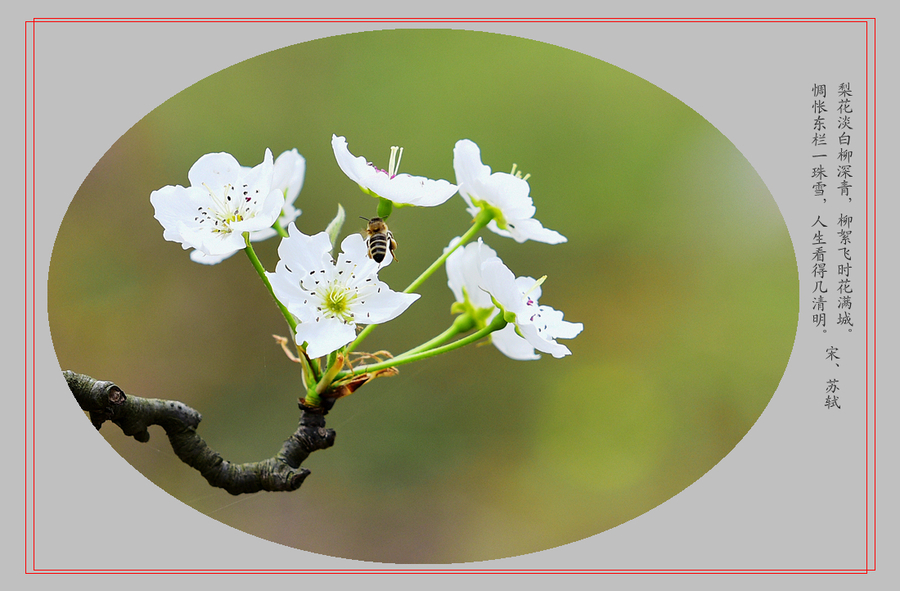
325, 203, 346, 248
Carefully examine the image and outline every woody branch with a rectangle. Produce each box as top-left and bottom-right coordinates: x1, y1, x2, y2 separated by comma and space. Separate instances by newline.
63, 370, 335, 495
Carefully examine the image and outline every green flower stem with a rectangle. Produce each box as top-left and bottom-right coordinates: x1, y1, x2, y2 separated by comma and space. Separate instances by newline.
273, 218, 289, 238
343, 209, 494, 358
299, 353, 320, 392
402, 208, 494, 295
315, 353, 345, 395
243, 236, 320, 388
337, 313, 507, 379
344, 324, 376, 358
243, 235, 296, 334
394, 313, 475, 359
304, 387, 322, 409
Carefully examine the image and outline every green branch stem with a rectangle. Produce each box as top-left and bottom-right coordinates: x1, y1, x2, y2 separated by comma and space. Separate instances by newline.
402, 208, 494, 295
316, 352, 344, 396
394, 313, 476, 359
243, 235, 296, 335
337, 313, 507, 380
243, 235, 321, 387
273, 218, 289, 238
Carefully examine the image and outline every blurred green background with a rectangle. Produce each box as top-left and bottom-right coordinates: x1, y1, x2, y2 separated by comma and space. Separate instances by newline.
48, 29, 797, 564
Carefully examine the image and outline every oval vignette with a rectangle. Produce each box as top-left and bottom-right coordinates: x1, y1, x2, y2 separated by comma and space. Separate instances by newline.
48, 28, 798, 564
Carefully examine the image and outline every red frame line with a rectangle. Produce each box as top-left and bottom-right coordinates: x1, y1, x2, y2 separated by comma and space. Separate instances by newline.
24, 16, 877, 576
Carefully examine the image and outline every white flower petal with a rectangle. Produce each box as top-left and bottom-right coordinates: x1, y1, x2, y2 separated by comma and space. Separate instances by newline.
452, 139, 492, 205
189, 249, 233, 265
491, 323, 541, 361
444, 238, 469, 304
241, 148, 275, 191
479, 258, 527, 315
538, 306, 584, 340
481, 172, 534, 215
187, 152, 245, 189
150, 185, 202, 247
516, 321, 573, 358
273, 148, 306, 207
276, 225, 334, 276
353, 290, 421, 325
332, 135, 372, 185
295, 317, 358, 359
504, 217, 567, 245
445, 237, 497, 310
363, 172, 457, 207
338, 233, 378, 267
332, 135, 457, 206
267, 261, 308, 314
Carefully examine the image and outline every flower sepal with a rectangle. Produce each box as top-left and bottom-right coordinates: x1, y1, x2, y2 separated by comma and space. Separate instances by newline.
485, 309, 510, 333
324, 203, 346, 249
468, 199, 506, 230
488, 294, 518, 326
376, 197, 394, 220
449, 309, 478, 334
330, 365, 399, 400
450, 291, 494, 331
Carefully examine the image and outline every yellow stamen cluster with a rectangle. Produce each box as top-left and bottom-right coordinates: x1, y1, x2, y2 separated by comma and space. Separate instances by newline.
321, 283, 353, 321
510, 163, 531, 182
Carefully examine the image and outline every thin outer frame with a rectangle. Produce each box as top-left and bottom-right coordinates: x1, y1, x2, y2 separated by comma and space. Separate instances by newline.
24, 15, 877, 575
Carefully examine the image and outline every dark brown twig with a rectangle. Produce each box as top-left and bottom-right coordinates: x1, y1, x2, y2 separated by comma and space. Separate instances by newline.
64, 370, 335, 495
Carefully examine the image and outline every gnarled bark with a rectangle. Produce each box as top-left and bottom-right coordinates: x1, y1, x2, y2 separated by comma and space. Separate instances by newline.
64, 370, 335, 495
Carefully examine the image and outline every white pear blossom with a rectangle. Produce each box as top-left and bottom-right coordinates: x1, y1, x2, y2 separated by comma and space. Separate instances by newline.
453, 139, 566, 244
481, 259, 581, 360
267, 223, 420, 359
445, 237, 528, 356
187, 149, 306, 264
151, 149, 285, 264
445, 239, 581, 360
479, 257, 582, 359
332, 135, 458, 206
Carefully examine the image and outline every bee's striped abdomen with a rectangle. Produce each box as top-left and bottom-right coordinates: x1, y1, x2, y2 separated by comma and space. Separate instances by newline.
368, 234, 391, 263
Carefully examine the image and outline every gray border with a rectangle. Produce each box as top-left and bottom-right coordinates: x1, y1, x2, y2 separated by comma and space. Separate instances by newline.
22, 13, 885, 578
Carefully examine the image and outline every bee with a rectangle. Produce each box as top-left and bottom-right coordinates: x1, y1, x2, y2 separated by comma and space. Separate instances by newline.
361, 216, 397, 263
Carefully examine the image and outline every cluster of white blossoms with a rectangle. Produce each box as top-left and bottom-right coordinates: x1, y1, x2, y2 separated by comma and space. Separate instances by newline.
446, 140, 580, 359
150, 136, 580, 363
445, 239, 582, 360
